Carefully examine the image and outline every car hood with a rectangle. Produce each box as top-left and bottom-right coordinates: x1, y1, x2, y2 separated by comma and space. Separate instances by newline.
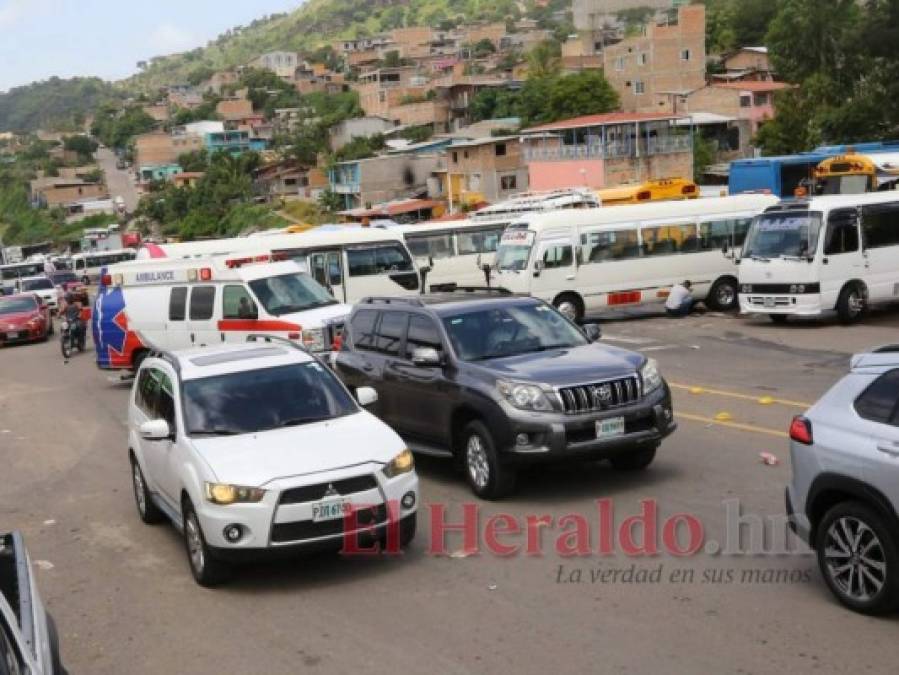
0, 311, 40, 327
277, 302, 351, 329
473, 343, 643, 386
190, 411, 404, 487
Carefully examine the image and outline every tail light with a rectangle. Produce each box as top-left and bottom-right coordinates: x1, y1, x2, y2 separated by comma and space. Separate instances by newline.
789, 416, 813, 445
636, 190, 651, 201
100, 274, 112, 286
682, 184, 697, 194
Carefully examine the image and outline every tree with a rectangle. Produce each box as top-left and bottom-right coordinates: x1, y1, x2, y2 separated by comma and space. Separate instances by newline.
382, 50, 403, 68
62, 135, 98, 161
519, 70, 620, 127
692, 135, 717, 183
318, 189, 343, 213
177, 149, 209, 172
526, 40, 562, 78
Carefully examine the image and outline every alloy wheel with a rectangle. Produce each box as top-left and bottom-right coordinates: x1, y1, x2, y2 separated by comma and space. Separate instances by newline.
185, 512, 205, 575
823, 516, 886, 602
466, 434, 490, 489
557, 301, 578, 322
132, 463, 146, 515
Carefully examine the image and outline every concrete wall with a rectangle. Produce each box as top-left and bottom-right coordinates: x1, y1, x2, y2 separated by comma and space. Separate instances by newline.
529, 160, 606, 191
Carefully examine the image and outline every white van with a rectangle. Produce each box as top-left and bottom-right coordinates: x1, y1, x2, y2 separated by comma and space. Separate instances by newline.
738, 192, 899, 323
138, 228, 421, 303
72, 248, 136, 284
490, 194, 778, 321
93, 254, 350, 371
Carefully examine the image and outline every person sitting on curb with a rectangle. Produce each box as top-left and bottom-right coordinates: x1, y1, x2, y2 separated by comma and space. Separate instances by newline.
665, 280, 694, 318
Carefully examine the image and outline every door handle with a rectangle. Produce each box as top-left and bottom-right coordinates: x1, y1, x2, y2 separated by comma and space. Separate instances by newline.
877, 442, 899, 457
566, 275, 575, 280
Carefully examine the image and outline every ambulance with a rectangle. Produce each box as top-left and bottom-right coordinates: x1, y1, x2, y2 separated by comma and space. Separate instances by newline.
92, 253, 350, 371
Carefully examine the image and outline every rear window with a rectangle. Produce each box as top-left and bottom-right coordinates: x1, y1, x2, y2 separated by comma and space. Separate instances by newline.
854, 370, 899, 426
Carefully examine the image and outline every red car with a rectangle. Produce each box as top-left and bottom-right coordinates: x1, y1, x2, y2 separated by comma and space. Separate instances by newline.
0, 294, 52, 346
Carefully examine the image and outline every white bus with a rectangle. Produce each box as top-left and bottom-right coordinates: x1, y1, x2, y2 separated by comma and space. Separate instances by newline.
72, 249, 136, 284
1, 261, 48, 295
138, 228, 421, 303
490, 194, 778, 321
738, 192, 899, 324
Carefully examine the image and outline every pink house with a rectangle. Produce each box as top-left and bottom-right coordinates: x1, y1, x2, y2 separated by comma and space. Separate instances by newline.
684, 81, 792, 136
520, 112, 693, 191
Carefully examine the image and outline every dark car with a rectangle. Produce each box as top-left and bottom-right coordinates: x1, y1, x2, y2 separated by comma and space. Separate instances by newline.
335, 291, 676, 498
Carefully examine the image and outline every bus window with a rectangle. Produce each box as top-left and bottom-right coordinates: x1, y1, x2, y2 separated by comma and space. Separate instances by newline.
407, 233, 454, 259
457, 227, 503, 254
700, 220, 731, 250
542, 244, 573, 268
75, 259, 85, 271
732, 218, 753, 246
823, 209, 860, 255
861, 202, 899, 248
642, 224, 697, 255
581, 229, 640, 263
347, 244, 414, 276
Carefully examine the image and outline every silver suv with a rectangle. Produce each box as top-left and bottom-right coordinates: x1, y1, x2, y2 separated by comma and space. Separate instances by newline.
787, 345, 899, 615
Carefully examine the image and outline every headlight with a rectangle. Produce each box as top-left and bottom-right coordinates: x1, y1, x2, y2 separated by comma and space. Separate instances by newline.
301, 327, 325, 352
383, 449, 414, 478
640, 358, 663, 395
497, 379, 553, 411
204, 482, 266, 505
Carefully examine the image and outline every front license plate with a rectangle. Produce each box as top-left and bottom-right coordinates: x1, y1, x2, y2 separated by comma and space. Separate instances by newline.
311, 498, 351, 523
764, 297, 776, 308
596, 417, 625, 439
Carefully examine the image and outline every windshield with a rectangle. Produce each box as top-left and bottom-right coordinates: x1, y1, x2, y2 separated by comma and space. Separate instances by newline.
21, 278, 53, 291
442, 302, 588, 361
495, 245, 532, 271
743, 212, 823, 260
1, 264, 43, 280
817, 175, 870, 195
0, 297, 38, 314
248, 273, 338, 316
52, 272, 77, 284
184, 363, 357, 435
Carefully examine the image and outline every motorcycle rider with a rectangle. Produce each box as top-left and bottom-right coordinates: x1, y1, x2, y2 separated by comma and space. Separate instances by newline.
59, 291, 86, 349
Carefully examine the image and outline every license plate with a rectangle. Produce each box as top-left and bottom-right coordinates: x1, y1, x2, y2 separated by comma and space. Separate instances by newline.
6, 331, 19, 340
764, 297, 776, 308
596, 417, 625, 439
311, 498, 351, 523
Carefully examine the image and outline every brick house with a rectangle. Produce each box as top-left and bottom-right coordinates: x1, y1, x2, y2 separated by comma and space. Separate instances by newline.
216, 98, 255, 122
519, 111, 693, 191
328, 153, 440, 210
684, 81, 791, 135
440, 136, 529, 204
29, 178, 108, 208
134, 132, 178, 168
717, 47, 775, 82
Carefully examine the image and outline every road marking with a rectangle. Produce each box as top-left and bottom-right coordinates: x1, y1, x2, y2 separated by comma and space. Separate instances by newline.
676, 412, 788, 438
641, 345, 679, 352
669, 382, 812, 409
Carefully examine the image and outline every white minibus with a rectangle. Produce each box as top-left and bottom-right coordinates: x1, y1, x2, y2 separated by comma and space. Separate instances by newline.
491, 194, 778, 321
72, 249, 136, 285
1, 261, 47, 295
738, 192, 899, 323
138, 229, 421, 303
93, 253, 351, 371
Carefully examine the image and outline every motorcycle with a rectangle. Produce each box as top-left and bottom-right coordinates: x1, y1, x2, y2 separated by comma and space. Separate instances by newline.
60, 317, 85, 359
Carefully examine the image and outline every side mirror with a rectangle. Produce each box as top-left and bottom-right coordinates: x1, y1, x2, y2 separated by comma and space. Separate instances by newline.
139, 419, 172, 441
356, 386, 378, 407
411, 346, 442, 367
582, 323, 602, 342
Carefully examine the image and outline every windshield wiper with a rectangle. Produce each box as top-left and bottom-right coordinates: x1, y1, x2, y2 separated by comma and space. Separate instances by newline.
274, 416, 331, 428
189, 428, 242, 436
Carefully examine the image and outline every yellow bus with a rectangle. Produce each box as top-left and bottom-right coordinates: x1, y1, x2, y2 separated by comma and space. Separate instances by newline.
595, 177, 699, 205
814, 153, 899, 194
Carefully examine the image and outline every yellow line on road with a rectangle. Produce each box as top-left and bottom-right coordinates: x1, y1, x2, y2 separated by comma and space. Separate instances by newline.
669, 382, 812, 409
676, 412, 789, 438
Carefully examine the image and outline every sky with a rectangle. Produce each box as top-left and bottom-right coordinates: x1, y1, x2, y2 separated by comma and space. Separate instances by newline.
0, 0, 302, 92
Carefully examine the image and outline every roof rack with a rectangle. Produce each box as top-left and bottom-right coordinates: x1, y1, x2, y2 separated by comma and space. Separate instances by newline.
430, 285, 512, 295
360, 296, 426, 306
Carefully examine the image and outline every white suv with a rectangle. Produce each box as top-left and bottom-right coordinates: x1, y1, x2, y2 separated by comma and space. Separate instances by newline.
787, 345, 899, 614
127, 339, 419, 586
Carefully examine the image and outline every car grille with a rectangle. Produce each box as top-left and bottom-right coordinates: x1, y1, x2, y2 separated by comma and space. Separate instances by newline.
271, 503, 387, 543
558, 376, 640, 414
278, 474, 379, 505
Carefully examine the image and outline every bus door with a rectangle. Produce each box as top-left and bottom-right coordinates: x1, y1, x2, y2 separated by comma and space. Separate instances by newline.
534, 236, 577, 297
820, 207, 864, 302
308, 250, 345, 302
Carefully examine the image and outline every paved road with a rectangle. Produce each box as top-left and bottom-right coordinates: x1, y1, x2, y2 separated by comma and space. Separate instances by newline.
2, 308, 898, 673
95, 147, 139, 213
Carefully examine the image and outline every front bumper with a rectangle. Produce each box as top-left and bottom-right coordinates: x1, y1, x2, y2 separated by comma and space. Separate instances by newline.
0, 326, 46, 344
499, 386, 676, 464
740, 293, 823, 316
195, 467, 419, 557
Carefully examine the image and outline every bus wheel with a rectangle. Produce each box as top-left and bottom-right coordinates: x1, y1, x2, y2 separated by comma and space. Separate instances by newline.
708, 277, 739, 311
837, 284, 866, 324
553, 294, 584, 323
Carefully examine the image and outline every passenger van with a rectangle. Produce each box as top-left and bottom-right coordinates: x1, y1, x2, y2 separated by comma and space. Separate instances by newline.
738, 192, 899, 324
491, 194, 778, 321
92, 253, 351, 371
138, 228, 420, 303
72, 249, 136, 285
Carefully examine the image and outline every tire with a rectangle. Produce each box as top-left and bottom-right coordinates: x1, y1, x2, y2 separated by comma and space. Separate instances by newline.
707, 277, 739, 311
553, 293, 584, 323
182, 499, 230, 587
460, 420, 515, 500
130, 455, 164, 524
815, 501, 899, 615
400, 513, 417, 547
610, 446, 657, 471
769, 314, 789, 325
60, 333, 72, 360
836, 284, 866, 325
48, 319, 54, 336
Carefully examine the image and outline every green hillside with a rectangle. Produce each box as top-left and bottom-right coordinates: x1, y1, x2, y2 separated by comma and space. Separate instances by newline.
130, 0, 529, 90
0, 77, 125, 133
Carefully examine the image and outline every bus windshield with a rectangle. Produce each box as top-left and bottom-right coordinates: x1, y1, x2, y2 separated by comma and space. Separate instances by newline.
248, 273, 339, 316
743, 212, 823, 260
495, 230, 535, 271
817, 175, 869, 195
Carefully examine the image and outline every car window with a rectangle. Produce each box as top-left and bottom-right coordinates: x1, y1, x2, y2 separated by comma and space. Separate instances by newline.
135, 369, 160, 417
350, 309, 378, 351
156, 372, 177, 430
169, 287, 188, 321
405, 315, 444, 360
854, 369, 899, 427
374, 312, 407, 356
189, 286, 215, 320
223, 285, 258, 319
